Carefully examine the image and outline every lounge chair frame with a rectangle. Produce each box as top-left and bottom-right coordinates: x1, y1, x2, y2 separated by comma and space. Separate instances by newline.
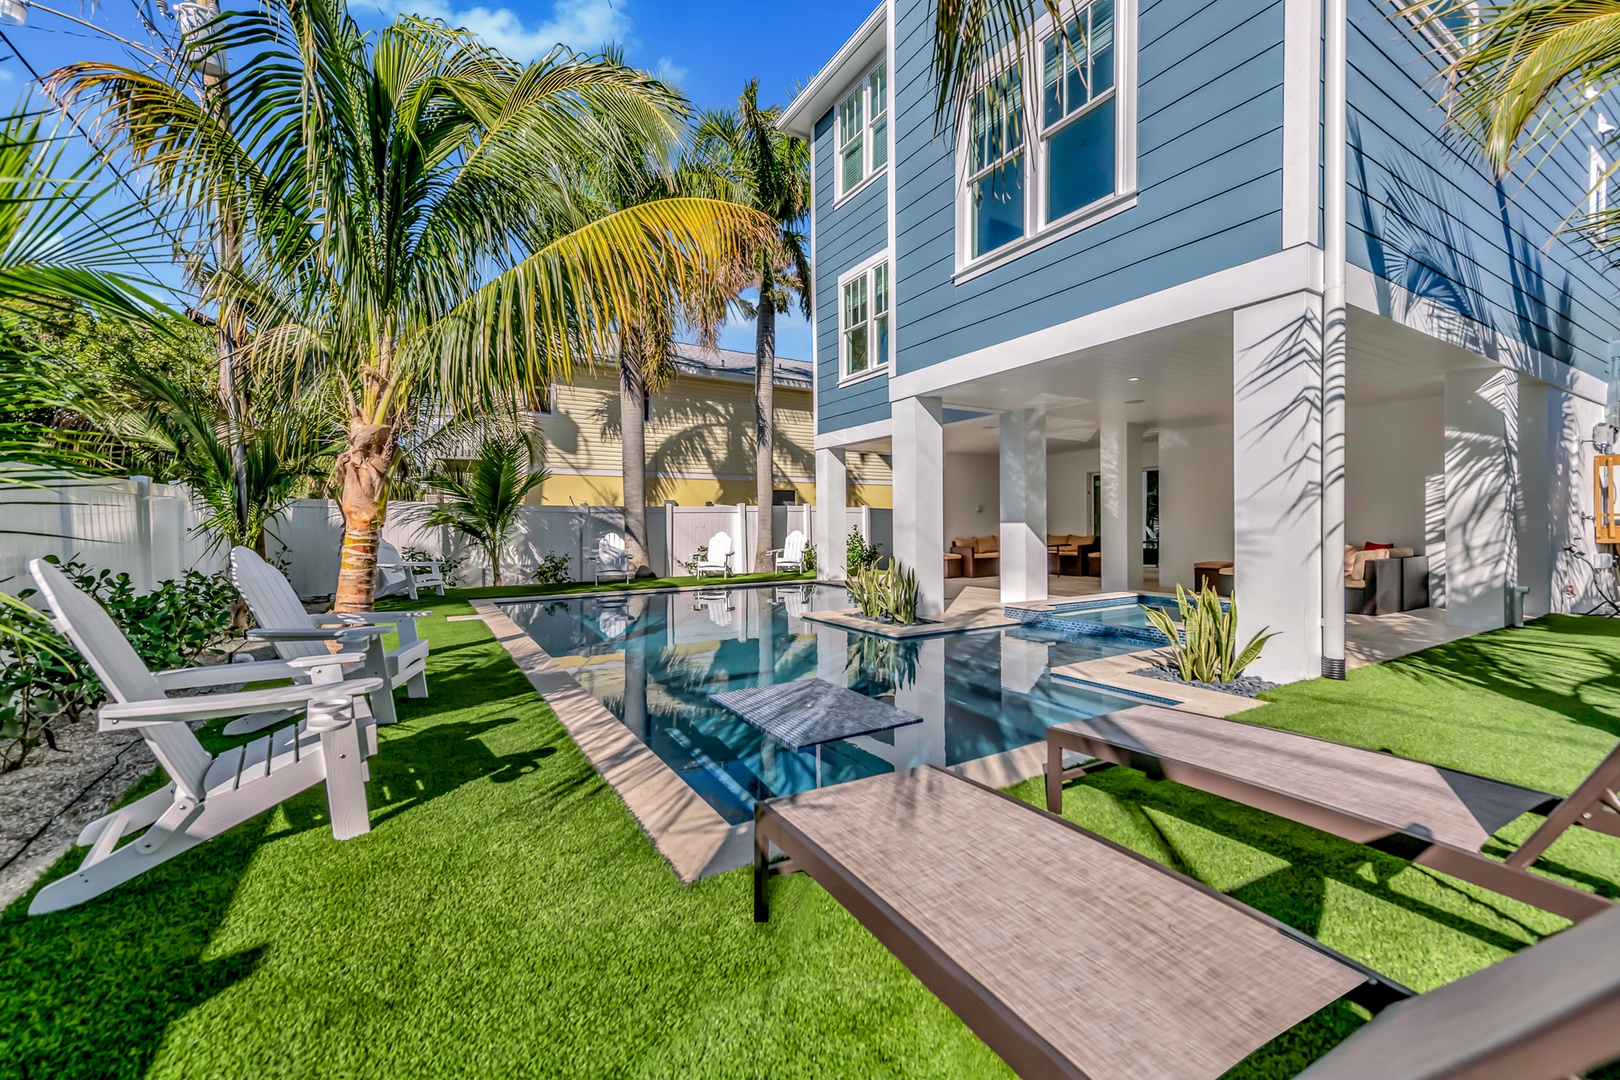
1046, 707, 1618, 924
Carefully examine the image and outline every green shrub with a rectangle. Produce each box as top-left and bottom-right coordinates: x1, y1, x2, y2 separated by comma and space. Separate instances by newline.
529, 550, 572, 585
1140, 584, 1277, 684
846, 527, 881, 571
2, 556, 238, 770
801, 543, 817, 573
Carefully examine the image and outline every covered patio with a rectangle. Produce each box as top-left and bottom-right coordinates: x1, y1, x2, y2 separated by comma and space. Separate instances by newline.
844, 301, 1607, 683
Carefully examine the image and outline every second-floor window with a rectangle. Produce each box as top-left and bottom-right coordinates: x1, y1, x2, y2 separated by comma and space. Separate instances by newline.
1418, 2, 1479, 56
840, 258, 891, 379
958, 0, 1135, 269
837, 59, 888, 198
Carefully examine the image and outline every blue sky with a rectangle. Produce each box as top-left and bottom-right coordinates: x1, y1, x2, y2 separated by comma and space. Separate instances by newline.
0, 0, 879, 359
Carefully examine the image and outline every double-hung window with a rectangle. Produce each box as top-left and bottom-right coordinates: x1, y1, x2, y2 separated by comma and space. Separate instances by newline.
837, 60, 888, 198
840, 258, 891, 379
1042, 0, 1116, 222
958, 0, 1134, 270
967, 67, 1028, 259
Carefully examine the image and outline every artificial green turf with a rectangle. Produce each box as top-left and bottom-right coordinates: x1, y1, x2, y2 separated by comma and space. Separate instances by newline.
4, 609, 1620, 1078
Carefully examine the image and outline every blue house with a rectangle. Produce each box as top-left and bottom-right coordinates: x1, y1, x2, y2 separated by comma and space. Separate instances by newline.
780, 0, 1619, 681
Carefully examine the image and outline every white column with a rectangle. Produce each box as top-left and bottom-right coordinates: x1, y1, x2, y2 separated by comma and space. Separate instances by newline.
1233, 293, 1323, 683
1099, 417, 1143, 593
893, 396, 946, 616
999, 407, 1049, 604
1444, 369, 1522, 629
814, 447, 848, 581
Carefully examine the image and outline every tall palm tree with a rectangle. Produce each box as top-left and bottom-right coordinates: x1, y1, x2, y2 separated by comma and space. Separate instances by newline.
928, 1, 1067, 124
54, 0, 767, 611
694, 83, 811, 572
1409, 1, 1620, 241
418, 434, 549, 587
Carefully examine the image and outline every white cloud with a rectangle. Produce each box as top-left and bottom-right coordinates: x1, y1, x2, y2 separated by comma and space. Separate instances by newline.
377, 0, 631, 61
653, 56, 688, 86
0, 68, 13, 85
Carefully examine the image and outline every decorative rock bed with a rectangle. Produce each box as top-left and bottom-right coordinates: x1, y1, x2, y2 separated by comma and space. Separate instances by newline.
1131, 662, 1279, 699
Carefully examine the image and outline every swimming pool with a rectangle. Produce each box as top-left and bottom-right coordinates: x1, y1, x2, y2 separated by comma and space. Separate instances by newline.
504, 584, 1147, 823
1007, 593, 1218, 645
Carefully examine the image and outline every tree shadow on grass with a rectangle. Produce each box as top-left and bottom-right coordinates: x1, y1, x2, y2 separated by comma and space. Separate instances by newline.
0, 823, 266, 1080
1379, 618, 1620, 740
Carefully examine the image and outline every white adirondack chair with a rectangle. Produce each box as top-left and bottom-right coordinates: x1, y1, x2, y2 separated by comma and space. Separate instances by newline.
771, 530, 809, 573
591, 532, 631, 584
231, 547, 431, 733
375, 540, 445, 599
27, 558, 384, 916
695, 532, 733, 579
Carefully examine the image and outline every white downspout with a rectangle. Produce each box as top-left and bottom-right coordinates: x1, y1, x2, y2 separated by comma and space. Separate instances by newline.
1322, 0, 1348, 678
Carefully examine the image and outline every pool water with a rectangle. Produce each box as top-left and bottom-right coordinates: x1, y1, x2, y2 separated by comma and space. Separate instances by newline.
505, 584, 1145, 824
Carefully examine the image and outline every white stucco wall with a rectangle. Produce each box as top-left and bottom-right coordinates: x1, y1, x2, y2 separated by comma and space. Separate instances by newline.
1345, 396, 1443, 552
1157, 420, 1235, 591
944, 452, 1000, 543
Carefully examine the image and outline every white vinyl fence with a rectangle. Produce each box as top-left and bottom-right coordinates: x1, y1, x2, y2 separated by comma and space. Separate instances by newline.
0, 472, 894, 599
0, 474, 226, 596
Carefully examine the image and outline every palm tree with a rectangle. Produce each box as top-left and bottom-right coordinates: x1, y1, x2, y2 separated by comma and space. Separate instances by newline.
54, 0, 767, 612
418, 434, 549, 587
694, 83, 812, 572
927, 1, 1067, 124
95, 361, 336, 555
1408, 1, 1620, 241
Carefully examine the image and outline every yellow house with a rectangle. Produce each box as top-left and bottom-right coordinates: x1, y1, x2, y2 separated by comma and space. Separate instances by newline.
528, 344, 893, 508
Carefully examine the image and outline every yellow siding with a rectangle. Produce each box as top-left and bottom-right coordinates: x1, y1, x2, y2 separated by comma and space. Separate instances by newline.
527, 367, 892, 506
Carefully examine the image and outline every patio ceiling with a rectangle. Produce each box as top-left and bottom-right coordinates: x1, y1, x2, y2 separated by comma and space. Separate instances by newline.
932, 308, 1479, 448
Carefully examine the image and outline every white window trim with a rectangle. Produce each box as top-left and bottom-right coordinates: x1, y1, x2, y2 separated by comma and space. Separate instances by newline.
836, 250, 894, 385
1408, 1, 1480, 60
1592, 142, 1611, 244
833, 57, 891, 207
953, 0, 1138, 277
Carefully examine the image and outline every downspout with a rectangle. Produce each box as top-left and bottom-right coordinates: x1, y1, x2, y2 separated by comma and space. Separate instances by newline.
1322, 0, 1348, 679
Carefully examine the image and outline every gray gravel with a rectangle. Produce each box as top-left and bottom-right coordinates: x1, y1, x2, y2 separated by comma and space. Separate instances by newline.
1131, 662, 1279, 699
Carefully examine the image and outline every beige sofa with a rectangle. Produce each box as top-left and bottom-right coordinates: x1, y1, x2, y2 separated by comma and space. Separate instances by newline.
950, 535, 1000, 578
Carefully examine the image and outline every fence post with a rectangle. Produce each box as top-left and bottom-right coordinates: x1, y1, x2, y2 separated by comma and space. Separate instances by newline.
861, 505, 872, 549
664, 500, 676, 577
735, 502, 748, 573
131, 475, 154, 593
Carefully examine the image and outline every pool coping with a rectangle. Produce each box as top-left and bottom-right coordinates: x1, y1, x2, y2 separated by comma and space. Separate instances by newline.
801, 606, 1019, 638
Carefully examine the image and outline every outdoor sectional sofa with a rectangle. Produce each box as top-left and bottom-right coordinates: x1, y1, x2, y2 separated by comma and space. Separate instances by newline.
950, 535, 1000, 577
1046, 534, 1100, 576
1344, 544, 1429, 616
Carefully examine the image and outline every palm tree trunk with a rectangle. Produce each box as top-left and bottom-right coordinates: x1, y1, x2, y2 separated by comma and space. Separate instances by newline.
333, 417, 394, 613
488, 539, 503, 587
753, 274, 777, 573
620, 342, 654, 576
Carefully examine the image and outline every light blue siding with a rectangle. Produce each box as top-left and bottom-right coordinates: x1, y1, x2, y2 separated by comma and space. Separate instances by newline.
1346, 1, 1619, 378
813, 106, 892, 433
892, 0, 1288, 373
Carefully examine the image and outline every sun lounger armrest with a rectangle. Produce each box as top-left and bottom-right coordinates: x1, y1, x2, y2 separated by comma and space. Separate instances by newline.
100, 676, 385, 729
153, 653, 364, 691
248, 626, 389, 642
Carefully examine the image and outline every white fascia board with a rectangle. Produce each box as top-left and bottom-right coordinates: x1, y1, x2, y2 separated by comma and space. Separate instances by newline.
778, 4, 886, 139
814, 416, 893, 450
1345, 264, 1609, 404
888, 247, 1319, 401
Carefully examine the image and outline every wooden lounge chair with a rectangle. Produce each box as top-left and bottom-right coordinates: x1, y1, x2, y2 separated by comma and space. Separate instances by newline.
28, 558, 383, 915
1045, 705, 1617, 923
231, 547, 430, 733
754, 765, 1620, 1080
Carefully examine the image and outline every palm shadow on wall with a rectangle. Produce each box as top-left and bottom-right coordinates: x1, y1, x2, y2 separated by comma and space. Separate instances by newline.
1349, 116, 1574, 367
596, 385, 815, 503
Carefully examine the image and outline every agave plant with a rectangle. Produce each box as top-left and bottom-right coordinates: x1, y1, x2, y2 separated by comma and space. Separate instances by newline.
844, 558, 922, 625
1141, 585, 1277, 685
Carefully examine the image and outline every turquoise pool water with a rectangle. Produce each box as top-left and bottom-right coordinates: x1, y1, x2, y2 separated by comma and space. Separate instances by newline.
505, 584, 1144, 824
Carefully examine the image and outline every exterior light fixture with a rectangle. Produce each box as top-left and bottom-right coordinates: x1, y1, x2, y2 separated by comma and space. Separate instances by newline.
0, 0, 27, 26
1126, 376, 1140, 382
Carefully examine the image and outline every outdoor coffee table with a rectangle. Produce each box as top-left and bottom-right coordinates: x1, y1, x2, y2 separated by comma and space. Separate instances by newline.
711, 679, 923, 786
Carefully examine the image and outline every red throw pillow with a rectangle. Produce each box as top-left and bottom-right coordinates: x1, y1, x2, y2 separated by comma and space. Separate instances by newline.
1363, 542, 1395, 551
